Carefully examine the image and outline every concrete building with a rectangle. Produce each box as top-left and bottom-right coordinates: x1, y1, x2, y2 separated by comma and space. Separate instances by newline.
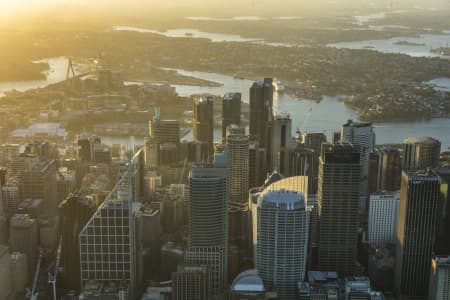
369, 147, 402, 193
222, 93, 241, 142
289, 143, 318, 194
429, 255, 450, 300
341, 120, 375, 210
193, 97, 214, 160
318, 143, 361, 277
256, 189, 311, 299
172, 265, 212, 300
271, 113, 292, 175
302, 132, 327, 156
403, 137, 441, 171
150, 107, 181, 165
10, 252, 28, 297
395, 170, 441, 298
368, 192, 400, 246
9, 214, 38, 276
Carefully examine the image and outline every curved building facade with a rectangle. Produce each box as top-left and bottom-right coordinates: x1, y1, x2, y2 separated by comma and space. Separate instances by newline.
256, 189, 310, 300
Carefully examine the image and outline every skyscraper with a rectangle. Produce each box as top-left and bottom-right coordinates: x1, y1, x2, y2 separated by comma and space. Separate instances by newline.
9, 213, 38, 276
249, 78, 273, 148
193, 97, 214, 160
368, 192, 400, 246
289, 144, 318, 194
59, 193, 97, 290
149, 107, 180, 165
79, 150, 144, 299
256, 189, 311, 299
429, 255, 450, 300
226, 125, 250, 263
318, 143, 361, 277
172, 265, 212, 300
302, 132, 327, 155
189, 163, 228, 299
271, 113, 292, 174
341, 120, 375, 210
222, 93, 241, 142
369, 147, 402, 193
403, 137, 441, 171
395, 170, 441, 298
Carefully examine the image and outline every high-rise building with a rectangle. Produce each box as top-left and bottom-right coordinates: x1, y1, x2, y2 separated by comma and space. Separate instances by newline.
9, 214, 38, 276
184, 247, 226, 300
193, 97, 214, 160
318, 143, 361, 277
249, 140, 267, 188
289, 144, 318, 194
369, 147, 402, 193
249, 78, 273, 148
302, 132, 327, 156
368, 192, 400, 246
271, 113, 292, 174
172, 265, 212, 300
403, 137, 441, 171
429, 255, 450, 300
226, 125, 250, 264
256, 189, 311, 299
79, 150, 144, 299
150, 107, 181, 165
189, 163, 227, 299
222, 93, 241, 142
59, 193, 97, 290
435, 167, 450, 255
341, 120, 375, 210
395, 170, 441, 298
21, 158, 58, 210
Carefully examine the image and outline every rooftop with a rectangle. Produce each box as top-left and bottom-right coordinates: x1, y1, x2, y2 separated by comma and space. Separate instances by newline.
259, 189, 306, 211
404, 136, 440, 144
231, 269, 265, 292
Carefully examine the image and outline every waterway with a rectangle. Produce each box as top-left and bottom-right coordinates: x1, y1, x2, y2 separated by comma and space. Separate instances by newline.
0, 57, 69, 96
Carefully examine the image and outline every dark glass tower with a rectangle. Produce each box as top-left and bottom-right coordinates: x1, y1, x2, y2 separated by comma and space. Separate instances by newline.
317, 142, 361, 277
395, 170, 441, 298
222, 93, 241, 143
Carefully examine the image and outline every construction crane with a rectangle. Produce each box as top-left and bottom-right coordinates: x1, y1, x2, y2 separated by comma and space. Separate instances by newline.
66, 58, 76, 90
26, 249, 43, 300
48, 237, 62, 300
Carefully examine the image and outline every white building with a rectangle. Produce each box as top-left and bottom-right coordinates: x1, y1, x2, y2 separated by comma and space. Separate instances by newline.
368, 192, 400, 245
256, 189, 311, 300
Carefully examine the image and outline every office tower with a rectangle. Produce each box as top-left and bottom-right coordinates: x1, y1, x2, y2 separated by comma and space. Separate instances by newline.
403, 137, 441, 171
249, 78, 273, 148
184, 247, 226, 300
93, 143, 111, 164
249, 141, 267, 188
271, 113, 292, 174
144, 136, 158, 168
141, 206, 160, 279
368, 192, 400, 246
9, 214, 38, 276
369, 147, 402, 193
79, 150, 144, 299
172, 265, 212, 300
395, 170, 441, 298
435, 167, 450, 255
344, 277, 372, 300
226, 125, 250, 263
226, 125, 249, 207
302, 132, 327, 155
189, 164, 227, 248
429, 255, 450, 300
193, 97, 214, 160
77, 134, 100, 162
189, 163, 227, 299
10, 252, 28, 296
256, 189, 311, 299
341, 120, 375, 210
222, 93, 241, 142
59, 193, 97, 290
0, 245, 12, 300
21, 158, 58, 210
289, 143, 319, 194
318, 143, 361, 276
1, 178, 20, 214
150, 107, 181, 165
